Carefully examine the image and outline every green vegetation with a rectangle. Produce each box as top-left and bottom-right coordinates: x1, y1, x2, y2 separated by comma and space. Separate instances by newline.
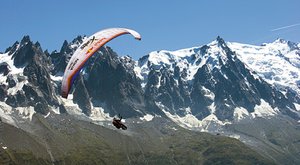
0, 148, 50, 165
0, 115, 274, 165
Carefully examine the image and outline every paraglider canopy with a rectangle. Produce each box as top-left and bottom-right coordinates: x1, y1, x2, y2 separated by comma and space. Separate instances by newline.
61, 28, 141, 98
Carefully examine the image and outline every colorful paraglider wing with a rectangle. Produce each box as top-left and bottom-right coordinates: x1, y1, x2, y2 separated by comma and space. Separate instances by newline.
61, 28, 141, 98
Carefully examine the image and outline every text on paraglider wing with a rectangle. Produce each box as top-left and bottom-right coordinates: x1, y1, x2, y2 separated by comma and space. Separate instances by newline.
85, 38, 107, 55
68, 58, 79, 70
80, 37, 97, 50
61, 28, 141, 98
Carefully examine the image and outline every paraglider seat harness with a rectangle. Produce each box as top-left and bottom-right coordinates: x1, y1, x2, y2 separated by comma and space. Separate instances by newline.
112, 115, 127, 130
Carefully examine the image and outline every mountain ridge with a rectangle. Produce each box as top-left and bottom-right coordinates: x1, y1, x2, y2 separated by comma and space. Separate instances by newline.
1, 35, 299, 125
1, 35, 300, 164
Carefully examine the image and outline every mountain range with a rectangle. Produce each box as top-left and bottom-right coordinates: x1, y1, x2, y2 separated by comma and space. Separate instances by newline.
0, 35, 299, 164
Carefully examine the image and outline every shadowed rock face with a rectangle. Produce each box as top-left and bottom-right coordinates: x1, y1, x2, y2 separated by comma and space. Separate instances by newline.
73, 47, 160, 118
2, 35, 299, 121
0, 85, 7, 102
73, 74, 91, 116
0, 62, 10, 76
139, 37, 299, 121
2, 36, 66, 115
40, 35, 160, 118
1, 35, 300, 164
51, 36, 84, 75
12, 36, 41, 68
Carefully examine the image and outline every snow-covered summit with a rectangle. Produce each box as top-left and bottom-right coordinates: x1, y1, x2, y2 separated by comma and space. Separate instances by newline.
1, 35, 299, 133
133, 37, 300, 130
227, 39, 300, 96
136, 37, 300, 97
135, 37, 237, 87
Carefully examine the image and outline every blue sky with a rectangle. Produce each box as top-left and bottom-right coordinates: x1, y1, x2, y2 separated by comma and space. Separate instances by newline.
1, 0, 299, 59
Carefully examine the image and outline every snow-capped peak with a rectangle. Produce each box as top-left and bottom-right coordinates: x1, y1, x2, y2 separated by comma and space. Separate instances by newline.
274, 38, 287, 44
227, 39, 300, 96
135, 37, 236, 86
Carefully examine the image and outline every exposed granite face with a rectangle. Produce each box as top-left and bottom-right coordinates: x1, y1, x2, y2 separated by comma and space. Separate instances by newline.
2, 36, 66, 114
1, 35, 298, 121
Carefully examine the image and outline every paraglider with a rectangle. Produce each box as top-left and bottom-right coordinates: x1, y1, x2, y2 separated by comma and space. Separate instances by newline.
61, 28, 141, 98
112, 114, 127, 130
